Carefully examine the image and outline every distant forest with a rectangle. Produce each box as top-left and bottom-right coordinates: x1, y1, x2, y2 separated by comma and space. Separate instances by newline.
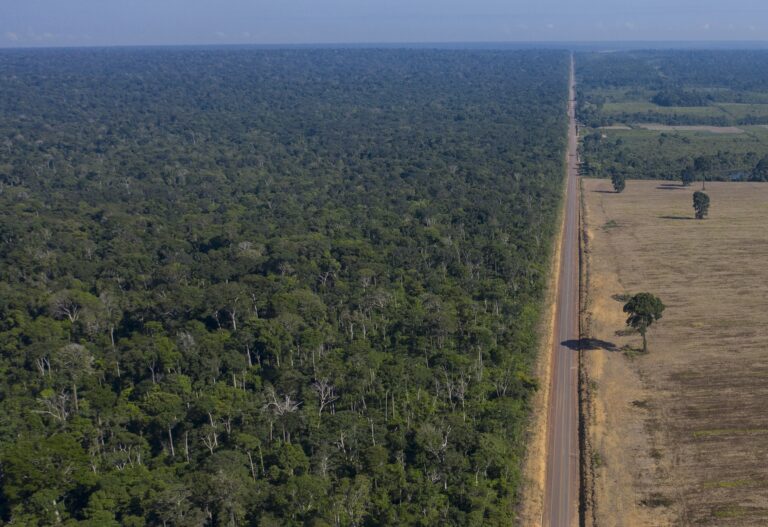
576, 50, 768, 126
575, 50, 768, 182
0, 49, 568, 526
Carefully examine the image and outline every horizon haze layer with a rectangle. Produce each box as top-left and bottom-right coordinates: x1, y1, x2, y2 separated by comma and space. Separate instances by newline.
2, 0, 768, 49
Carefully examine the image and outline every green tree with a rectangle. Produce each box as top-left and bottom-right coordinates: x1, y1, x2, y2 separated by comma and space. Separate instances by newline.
680, 167, 695, 187
623, 293, 665, 353
751, 155, 768, 182
611, 171, 626, 193
693, 191, 710, 219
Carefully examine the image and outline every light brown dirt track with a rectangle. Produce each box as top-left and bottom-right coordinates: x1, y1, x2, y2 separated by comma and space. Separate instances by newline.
583, 179, 768, 526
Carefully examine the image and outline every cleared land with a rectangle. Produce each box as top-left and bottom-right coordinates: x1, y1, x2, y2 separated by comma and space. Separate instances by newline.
600, 101, 768, 124
635, 124, 744, 134
583, 179, 768, 526
601, 101, 727, 118
596, 125, 768, 155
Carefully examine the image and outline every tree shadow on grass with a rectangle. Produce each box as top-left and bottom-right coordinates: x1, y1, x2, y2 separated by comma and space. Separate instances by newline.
592, 190, 618, 194
561, 338, 618, 352
656, 184, 686, 190
659, 215, 694, 220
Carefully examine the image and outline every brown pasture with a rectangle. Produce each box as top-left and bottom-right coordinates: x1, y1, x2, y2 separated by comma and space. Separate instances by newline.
582, 178, 768, 526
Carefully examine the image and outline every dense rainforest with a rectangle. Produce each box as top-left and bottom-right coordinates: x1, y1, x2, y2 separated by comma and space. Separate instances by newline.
0, 48, 569, 526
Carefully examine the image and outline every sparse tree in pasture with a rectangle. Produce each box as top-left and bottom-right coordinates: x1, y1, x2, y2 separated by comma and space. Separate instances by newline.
693, 191, 710, 219
680, 167, 695, 187
623, 293, 665, 353
611, 171, 626, 193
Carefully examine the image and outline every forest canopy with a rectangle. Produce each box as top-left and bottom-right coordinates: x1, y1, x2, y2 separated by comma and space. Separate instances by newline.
0, 48, 568, 526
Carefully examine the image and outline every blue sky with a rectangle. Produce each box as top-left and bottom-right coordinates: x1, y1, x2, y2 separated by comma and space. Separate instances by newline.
1, 0, 767, 48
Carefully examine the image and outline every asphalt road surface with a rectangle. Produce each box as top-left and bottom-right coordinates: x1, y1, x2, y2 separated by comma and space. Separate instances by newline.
542, 54, 580, 527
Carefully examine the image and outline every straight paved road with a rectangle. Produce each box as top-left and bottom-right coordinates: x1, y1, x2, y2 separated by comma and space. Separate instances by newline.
542, 53, 580, 527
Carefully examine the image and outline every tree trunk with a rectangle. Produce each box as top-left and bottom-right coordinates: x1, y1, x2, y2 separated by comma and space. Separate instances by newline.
247, 451, 256, 480
168, 425, 175, 457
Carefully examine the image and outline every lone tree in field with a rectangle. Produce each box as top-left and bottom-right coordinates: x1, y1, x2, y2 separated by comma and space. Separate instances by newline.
680, 167, 695, 187
693, 191, 710, 219
623, 293, 665, 353
611, 171, 626, 193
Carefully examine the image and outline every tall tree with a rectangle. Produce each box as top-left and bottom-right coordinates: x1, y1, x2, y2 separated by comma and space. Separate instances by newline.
623, 293, 665, 353
611, 171, 626, 193
693, 191, 710, 219
680, 167, 695, 187
751, 155, 768, 182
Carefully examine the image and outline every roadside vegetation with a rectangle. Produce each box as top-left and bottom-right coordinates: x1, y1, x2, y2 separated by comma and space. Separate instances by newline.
0, 48, 569, 525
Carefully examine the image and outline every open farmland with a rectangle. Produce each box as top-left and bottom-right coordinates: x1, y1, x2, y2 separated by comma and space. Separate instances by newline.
582, 178, 768, 525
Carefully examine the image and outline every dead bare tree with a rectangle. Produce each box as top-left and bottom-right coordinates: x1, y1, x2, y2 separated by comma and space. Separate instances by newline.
34, 390, 72, 422
311, 378, 338, 418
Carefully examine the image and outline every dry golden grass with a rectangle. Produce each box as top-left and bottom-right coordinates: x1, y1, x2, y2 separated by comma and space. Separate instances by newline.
583, 179, 768, 526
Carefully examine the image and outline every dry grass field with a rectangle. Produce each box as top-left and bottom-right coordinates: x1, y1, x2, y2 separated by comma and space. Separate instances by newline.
582, 178, 768, 526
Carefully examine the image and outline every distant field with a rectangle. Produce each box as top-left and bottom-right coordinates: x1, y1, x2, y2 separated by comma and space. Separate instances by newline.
598, 102, 768, 124
601, 101, 726, 118
583, 179, 768, 526
717, 103, 768, 120
635, 124, 744, 134
596, 125, 768, 151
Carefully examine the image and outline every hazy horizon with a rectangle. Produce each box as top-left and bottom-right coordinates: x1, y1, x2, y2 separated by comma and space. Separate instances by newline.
2, 0, 768, 49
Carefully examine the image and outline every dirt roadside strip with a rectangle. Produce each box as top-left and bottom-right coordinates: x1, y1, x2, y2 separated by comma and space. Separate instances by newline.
518, 81, 569, 527
578, 178, 597, 527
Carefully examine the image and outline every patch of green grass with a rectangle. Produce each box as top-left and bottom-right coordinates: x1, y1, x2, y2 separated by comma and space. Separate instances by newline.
602, 102, 727, 118
703, 479, 751, 490
693, 428, 768, 439
713, 506, 747, 519
603, 219, 619, 230
717, 103, 768, 120
622, 347, 641, 360
598, 126, 768, 155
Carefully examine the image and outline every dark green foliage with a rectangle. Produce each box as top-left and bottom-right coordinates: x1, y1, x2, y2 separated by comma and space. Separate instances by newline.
623, 293, 666, 353
0, 48, 569, 525
651, 89, 711, 107
693, 191, 711, 219
611, 171, 626, 193
681, 167, 695, 186
751, 156, 768, 181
